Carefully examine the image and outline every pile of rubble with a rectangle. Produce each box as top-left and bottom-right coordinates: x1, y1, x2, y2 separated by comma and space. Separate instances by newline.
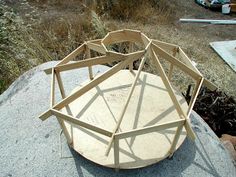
193, 87, 236, 162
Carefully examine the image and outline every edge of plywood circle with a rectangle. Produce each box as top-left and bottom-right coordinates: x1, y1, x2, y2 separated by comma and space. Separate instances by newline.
61, 70, 188, 169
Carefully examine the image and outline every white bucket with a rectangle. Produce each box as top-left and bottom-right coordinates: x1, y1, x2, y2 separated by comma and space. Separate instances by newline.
222, 4, 231, 14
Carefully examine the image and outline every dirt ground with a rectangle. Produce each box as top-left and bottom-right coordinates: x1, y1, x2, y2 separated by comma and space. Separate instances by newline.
104, 1, 236, 97
4, 0, 236, 97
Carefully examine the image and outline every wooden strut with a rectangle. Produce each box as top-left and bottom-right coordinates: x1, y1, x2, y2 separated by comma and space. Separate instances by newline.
115, 119, 185, 139
151, 46, 196, 140
57, 43, 86, 66
85, 43, 93, 80
105, 40, 152, 156
105, 54, 147, 156
152, 43, 201, 80
168, 47, 178, 81
112, 117, 185, 168
177, 47, 217, 91
128, 42, 133, 72
50, 68, 55, 107
51, 109, 112, 137
168, 122, 184, 157
52, 69, 73, 145
187, 77, 204, 116
44, 53, 124, 74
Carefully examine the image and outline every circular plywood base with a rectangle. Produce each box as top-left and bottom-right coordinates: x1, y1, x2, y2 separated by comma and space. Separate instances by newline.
61, 70, 188, 169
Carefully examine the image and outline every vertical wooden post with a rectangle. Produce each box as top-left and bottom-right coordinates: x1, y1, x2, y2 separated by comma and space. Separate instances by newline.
168, 47, 178, 81
86, 44, 93, 80
55, 70, 66, 98
114, 136, 119, 171
168, 64, 174, 81
129, 42, 133, 72
151, 47, 196, 140
50, 68, 55, 107
105, 55, 147, 156
187, 77, 204, 116
168, 123, 184, 157
54, 70, 73, 145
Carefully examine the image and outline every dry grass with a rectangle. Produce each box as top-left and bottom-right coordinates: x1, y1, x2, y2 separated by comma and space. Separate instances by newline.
92, 0, 173, 24
1, 0, 235, 99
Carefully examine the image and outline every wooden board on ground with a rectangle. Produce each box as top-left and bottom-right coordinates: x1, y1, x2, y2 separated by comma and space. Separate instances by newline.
61, 70, 188, 169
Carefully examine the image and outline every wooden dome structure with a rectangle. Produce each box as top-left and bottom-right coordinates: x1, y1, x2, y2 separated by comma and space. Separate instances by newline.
39, 29, 205, 170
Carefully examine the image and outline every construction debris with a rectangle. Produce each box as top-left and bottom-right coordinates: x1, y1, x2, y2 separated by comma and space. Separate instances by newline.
193, 87, 236, 137
180, 18, 236, 24
195, 0, 236, 14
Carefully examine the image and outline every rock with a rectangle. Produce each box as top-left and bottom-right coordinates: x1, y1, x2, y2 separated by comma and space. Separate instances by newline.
221, 141, 236, 162
0, 61, 235, 177
221, 134, 236, 147
220, 134, 236, 162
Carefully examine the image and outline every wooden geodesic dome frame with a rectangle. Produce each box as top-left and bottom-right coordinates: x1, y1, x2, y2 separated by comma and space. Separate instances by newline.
39, 29, 212, 170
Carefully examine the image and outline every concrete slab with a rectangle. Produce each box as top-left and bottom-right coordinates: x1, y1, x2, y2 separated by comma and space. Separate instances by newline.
0, 61, 235, 177
210, 40, 236, 73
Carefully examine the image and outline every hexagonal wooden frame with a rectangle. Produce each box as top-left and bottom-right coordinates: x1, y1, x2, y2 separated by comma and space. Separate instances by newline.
39, 29, 216, 170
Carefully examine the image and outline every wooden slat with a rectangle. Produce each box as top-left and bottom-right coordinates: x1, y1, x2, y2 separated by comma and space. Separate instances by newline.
115, 119, 185, 139
57, 53, 122, 71
168, 48, 177, 81
103, 31, 126, 45
124, 29, 143, 44
128, 42, 133, 72
51, 109, 112, 137
50, 69, 55, 107
87, 42, 106, 54
114, 136, 119, 170
168, 123, 184, 156
151, 48, 186, 117
86, 44, 93, 80
56, 43, 86, 66
86, 38, 102, 44
152, 43, 201, 80
168, 64, 174, 81
187, 77, 204, 116
55, 70, 73, 115
152, 39, 179, 53
141, 33, 151, 47
151, 48, 196, 140
177, 47, 217, 90
54, 70, 73, 144
39, 109, 52, 120
55, 71, 66, 98
184, 118, 196, 140
203, 79, 217, 91
178, 47, 202, 76
102, 29, 143, 46
105, 55, 147, 156
44, 53, 123, 74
